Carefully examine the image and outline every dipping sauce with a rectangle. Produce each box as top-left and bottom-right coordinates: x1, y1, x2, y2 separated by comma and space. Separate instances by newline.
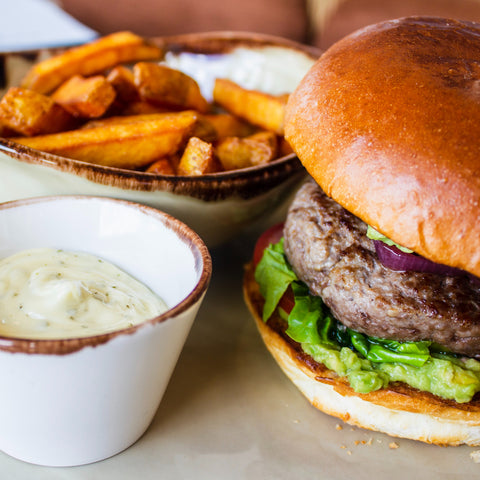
0, 248, 168, 339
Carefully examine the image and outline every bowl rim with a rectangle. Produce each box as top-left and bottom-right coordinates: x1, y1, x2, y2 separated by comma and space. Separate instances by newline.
150, 30, 321, 57
0, 139, 305, 200
0, 195, 212, 355
0, 31, 319, 199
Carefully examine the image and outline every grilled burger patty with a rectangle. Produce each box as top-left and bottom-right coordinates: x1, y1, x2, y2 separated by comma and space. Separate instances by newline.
283, 180, 480, 358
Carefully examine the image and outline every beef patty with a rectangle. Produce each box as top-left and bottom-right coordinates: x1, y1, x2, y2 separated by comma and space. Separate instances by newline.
283, 180, 480, 358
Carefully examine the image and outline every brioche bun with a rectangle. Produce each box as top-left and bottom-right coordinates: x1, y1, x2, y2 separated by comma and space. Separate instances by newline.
284, 17, 480, 278
243, 262, 480, 446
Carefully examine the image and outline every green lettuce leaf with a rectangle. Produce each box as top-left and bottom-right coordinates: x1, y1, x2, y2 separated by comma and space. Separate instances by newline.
286, 282, 325, 345
366, 225, 413, 253
254, 238, 297, 321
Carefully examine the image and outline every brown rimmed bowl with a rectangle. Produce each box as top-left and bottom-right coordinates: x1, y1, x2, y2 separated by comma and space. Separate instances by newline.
0, 32, 320, 247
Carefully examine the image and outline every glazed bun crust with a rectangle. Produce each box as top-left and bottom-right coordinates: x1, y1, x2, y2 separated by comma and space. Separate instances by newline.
284, 17, 480, 278
243, 262, 480, 446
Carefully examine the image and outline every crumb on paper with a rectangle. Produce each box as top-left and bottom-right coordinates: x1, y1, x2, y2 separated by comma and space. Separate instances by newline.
470, 450, 480, 463
293, 419, 300, 424
353, 438, 372, 447
347, 451, 352, 456
340, 445, 347, 450
335, 424, 343, 431
389, 442, 400, 449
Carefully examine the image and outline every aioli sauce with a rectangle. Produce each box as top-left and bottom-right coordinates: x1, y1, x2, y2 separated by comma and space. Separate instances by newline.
0, 248, 168, 339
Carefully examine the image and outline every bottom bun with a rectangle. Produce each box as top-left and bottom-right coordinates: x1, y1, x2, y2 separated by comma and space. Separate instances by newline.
243, 261, 480, 446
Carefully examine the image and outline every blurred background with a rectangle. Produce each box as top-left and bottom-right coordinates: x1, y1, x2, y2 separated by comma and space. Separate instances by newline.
59, 0, 480, 50
4, 0, 480, 52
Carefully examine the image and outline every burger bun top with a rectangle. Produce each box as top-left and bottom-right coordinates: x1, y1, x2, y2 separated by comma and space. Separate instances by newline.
285, 17, 480, 278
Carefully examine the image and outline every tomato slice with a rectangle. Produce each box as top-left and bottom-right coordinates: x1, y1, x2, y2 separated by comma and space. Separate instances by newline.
253, 222, 295, 314
278, 286, 295, 314
253, 222, 285, 267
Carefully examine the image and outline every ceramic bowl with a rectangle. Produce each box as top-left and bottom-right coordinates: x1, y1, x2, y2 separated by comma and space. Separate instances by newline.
0, 32, 319, 247
0, 195, 211, 467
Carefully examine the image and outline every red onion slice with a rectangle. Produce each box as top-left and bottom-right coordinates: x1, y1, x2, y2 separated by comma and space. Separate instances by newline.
373, 240, 475, 280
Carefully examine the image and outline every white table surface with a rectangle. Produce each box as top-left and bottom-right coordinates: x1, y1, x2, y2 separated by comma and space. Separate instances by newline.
0, 225, 478, 479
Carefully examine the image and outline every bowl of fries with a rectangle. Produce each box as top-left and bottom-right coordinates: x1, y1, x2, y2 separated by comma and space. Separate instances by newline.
0, 31, 319, 246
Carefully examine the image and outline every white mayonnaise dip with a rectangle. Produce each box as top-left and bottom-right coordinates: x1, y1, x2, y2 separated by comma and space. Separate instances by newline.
163, 47, 316, 101
0, 248, 168, 339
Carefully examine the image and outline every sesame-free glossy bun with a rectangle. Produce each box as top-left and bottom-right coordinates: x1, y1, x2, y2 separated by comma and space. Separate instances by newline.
284, 17, 480, 278
243, 262, 480, 446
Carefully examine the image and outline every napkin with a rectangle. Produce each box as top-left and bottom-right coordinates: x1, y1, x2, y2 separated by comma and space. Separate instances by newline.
0, 0, 97, 52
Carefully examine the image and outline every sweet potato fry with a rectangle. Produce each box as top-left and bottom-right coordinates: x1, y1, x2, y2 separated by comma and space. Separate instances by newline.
13, 111, 198, 169
21, 32, 163, 94
145, 157, 176, 175
0, 87, 75, 136
134, 62, 209, 113
213, 78, 288, 135
177, 137, 216, 175
51, 75, 116, 118
106, 65, 139, 105
215, 131, 277, 170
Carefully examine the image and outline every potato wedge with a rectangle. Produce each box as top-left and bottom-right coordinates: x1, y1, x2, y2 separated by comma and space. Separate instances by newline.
191, 115, 218, 143
13, 111, 198, 169
247, 131, 278, 154
145, 157, 176, 175
215, 132, 277, 170
202, 113, 255, 140
81, 111, 197, 129
134, 62, 209, 113
51, 75, 116, 118
177, 137, 216, 176
21, 32, 163, 94
0, 118, 16, 138
278, 137, 294, 157
213, 78, 288, 135
120, 100, 168, 116
0, 87, 75, 136
7, 31, 294, 175
106, 65, 139, 105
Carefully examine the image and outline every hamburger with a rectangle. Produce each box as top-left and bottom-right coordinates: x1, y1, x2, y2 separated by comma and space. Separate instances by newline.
243, 16, 480, 446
